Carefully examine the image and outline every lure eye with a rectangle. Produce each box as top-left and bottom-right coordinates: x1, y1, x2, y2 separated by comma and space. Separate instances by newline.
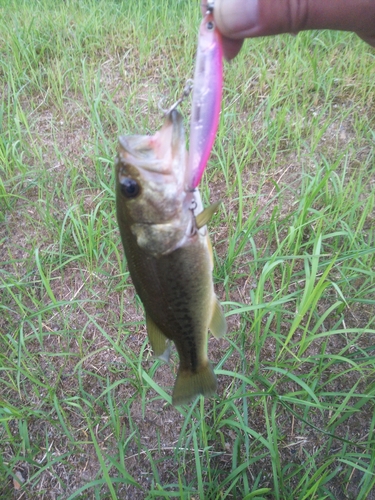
207, 21, 214, 30
120, 177, 140, 198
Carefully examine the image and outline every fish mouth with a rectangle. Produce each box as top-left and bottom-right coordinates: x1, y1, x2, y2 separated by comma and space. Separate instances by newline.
118, 110, 185, 172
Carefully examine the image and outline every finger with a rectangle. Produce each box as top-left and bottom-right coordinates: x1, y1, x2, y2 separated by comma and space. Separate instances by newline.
214, 0, 375, 40
222, 37, 244, 60
358, 34, 375, 48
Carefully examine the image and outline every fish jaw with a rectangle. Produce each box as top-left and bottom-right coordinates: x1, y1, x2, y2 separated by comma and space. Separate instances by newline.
117, 109, 186, 208
115, 110, 194, 256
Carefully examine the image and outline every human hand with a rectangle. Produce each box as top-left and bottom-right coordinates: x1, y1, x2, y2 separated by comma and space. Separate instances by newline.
209, 0, 375, 59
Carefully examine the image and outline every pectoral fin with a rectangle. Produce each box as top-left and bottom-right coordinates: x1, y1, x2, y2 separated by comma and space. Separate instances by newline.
209, 298, 227, 339
146, 313, 171, 363
195, 200, 221, 229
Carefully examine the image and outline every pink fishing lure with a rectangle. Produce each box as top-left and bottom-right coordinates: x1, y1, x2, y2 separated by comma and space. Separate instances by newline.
188, 10, 223, 189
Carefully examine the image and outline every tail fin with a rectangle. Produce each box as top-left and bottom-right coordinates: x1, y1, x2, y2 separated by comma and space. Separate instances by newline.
172, 362, 217, 406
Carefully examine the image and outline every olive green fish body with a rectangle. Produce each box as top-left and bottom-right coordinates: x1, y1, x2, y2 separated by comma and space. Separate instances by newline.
115, 110, 226, 405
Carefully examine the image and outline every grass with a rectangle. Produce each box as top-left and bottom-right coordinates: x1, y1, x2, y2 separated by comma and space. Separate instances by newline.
1, 0, 375, 498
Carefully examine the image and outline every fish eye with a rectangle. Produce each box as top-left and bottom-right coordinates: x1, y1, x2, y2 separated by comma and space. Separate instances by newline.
120, 177, 140, 198
207, 21, 214, 30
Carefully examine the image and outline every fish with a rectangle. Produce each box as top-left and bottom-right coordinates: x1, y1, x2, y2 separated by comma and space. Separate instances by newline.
115, 109, 227, 406
188, 8, 223, 189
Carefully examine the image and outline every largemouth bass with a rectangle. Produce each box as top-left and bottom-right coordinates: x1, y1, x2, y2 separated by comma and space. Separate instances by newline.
115, 110, 226, 406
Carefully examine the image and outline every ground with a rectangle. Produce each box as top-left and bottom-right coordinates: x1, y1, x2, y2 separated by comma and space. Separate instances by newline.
1, 1, 375, 499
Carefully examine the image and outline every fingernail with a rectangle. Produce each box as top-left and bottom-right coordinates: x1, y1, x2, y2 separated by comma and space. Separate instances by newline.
215, 0, 258, 37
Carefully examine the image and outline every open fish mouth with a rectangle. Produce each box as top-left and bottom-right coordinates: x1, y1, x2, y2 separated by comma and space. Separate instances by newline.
118, 109, 185, 177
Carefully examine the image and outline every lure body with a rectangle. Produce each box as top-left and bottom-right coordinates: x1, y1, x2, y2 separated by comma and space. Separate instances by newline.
187, 10, 223, 189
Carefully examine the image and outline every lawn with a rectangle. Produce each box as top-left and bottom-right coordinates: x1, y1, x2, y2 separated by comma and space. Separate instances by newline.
1, 0, 375, 498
